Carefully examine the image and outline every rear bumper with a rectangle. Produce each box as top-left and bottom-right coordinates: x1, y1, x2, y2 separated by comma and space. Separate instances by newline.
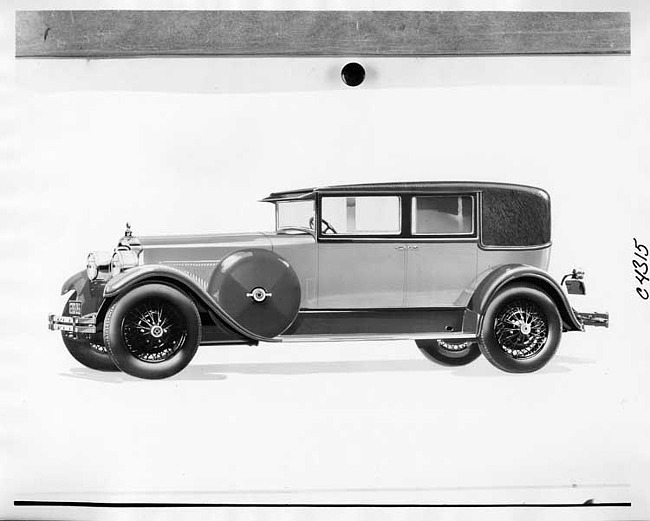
48, 314, 97, 334
575, 311, 609, 328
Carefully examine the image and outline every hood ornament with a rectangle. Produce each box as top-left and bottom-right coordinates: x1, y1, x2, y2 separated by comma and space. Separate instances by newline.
124, 222, 133, 238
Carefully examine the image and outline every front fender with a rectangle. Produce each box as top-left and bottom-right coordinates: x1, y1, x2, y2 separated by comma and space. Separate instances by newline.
61, 270, 87, 296
468, 264, 583, 332
60, 270, 106, 317
103, 265, 277, 343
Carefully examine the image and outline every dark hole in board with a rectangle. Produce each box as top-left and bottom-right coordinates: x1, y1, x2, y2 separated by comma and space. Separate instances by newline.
341, 62, 366, 87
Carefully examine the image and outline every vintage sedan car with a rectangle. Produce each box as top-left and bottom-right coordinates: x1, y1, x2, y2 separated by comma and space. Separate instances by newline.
49, 182, 608, 379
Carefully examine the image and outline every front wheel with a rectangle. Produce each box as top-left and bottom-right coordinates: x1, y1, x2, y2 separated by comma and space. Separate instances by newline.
416, 339, 481, 366
62, 297, 119, 372
479, 284, 562, 373
103, 284, 201, 380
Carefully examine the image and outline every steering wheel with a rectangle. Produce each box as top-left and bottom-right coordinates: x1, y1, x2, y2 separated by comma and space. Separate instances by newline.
309, 217, 338, 234
321, 218, 337, 234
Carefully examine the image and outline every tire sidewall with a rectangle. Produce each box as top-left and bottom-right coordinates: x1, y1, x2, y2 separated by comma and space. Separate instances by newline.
104, 284, 201, 379
62, 334, 119, 372
62, 297, 118, 372
479, 284, 562, 373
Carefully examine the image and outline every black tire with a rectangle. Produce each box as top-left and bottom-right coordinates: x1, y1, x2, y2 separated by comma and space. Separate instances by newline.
416, 339, 481, 366
61, 297, 119, 372
103, 284, 201, 380
479, 284, 562, 373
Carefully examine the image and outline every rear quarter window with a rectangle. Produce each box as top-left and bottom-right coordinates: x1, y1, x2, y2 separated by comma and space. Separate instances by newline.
481, 189, 551, 247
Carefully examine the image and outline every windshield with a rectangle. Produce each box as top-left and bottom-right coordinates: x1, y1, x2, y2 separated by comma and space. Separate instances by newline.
276, 200, 314, 232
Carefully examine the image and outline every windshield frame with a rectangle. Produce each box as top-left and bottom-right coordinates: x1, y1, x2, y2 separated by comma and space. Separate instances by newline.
275, 199, 316, 234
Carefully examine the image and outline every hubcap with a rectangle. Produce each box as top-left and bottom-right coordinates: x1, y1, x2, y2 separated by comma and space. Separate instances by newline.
121, 298, 187, 363
150, 325, 164, 338
494, 299, 548, 359
246, 287, 272, 303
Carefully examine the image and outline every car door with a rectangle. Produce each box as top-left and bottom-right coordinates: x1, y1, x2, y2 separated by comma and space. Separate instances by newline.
405, 194, 478, 307
316, 194, 405, 308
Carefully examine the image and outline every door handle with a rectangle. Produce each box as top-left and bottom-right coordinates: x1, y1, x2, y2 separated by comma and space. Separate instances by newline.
395, 245, 406, 250
407, 245, 419, 250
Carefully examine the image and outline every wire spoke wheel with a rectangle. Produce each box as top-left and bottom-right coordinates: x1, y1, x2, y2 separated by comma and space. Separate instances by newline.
478, 285, 562, 373
88, 341, 108, 354
61, 297, 119, 372
494, 299, 549, 359
104, 284, 201, 379
416, 339, 481, 367
121, 298, 188, 363
438, 340, 473, 352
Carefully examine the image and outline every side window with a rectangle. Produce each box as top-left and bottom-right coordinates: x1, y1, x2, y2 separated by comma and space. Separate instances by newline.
412, 195, 474, 235
320, 196, 401, 235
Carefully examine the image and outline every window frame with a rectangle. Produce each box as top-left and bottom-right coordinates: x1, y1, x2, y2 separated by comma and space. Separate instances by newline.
317, 194, 403, 239
275, 199, 316, 234
315, 191, 479, 243
410, 194, 477, 238
477, 189, 552, 250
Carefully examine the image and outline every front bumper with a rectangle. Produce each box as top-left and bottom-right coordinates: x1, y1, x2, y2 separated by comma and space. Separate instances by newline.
48, 314, 97, 334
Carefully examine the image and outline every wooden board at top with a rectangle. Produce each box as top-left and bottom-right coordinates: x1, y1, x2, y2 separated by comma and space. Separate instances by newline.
15, 10, 630, 58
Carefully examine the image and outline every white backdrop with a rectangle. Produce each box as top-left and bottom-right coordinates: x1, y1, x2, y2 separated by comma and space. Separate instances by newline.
1, 1, 649, 520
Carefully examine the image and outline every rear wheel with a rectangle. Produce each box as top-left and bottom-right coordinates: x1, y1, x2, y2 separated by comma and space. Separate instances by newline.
61, 297, 118, 372
479, 284, 562, 373
416, 339, 481, 366
103, 284, 201, 380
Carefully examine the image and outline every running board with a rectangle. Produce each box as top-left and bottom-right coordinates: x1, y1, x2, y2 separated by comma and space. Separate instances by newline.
281, 308, 480, 339
279, 332, 477, 343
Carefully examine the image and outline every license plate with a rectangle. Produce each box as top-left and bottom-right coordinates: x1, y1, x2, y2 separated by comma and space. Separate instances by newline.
68, 300, 82, 316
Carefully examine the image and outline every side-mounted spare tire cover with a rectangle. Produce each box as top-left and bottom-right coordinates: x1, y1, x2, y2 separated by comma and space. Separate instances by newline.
208, 249, 301, 338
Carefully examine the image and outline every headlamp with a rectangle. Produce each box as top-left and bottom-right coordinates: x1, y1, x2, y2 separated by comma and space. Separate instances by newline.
111, 249, 140, 275
86, 251, 112, 281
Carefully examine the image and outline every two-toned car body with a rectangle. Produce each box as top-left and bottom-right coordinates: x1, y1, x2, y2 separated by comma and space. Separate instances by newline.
49, 182, 608, 379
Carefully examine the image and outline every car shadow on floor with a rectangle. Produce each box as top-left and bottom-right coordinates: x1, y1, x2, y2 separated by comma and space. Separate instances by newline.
451, 354, 593, 378
179, 354, 592, 380
61, 354, 594, 383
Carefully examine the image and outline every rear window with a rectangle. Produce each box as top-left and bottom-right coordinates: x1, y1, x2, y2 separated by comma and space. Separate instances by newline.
481, 189, 551, 247
412, 195, 474, 235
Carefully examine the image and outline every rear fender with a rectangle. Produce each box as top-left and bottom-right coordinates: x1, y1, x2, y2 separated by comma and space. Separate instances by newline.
101, 265, 274, 343
468, 264, 583, 332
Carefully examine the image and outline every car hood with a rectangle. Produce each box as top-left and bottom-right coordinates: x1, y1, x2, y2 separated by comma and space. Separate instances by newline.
138, 231, 315, 264
139, 232, 274, 264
